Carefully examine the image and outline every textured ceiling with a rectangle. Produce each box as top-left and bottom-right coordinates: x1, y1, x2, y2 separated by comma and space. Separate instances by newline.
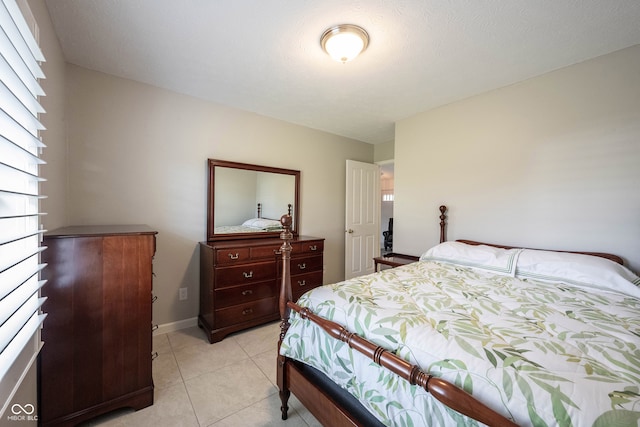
45, 0, 640, 144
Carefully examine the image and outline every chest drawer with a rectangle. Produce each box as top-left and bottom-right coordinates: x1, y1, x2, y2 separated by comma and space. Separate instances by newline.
216, 247, 251, 264
214, 297, 278, 328
214, 281, 277, 308
215, 261, 276, 288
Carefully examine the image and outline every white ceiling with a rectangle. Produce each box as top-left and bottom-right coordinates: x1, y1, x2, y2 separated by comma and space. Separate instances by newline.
44, 0, 640, 144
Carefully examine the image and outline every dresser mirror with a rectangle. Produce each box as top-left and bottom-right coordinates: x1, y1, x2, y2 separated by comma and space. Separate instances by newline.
207, 159, 300, 241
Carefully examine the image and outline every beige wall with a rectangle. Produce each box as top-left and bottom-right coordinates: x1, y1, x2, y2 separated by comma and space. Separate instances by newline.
65, 64, 373, 325
374, 141, 394, 162
395, 45, 640, 273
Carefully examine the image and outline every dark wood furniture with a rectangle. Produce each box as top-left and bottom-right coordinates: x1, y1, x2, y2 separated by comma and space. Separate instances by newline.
199, 235, 324, 343
383, 217, 393, 251
276, 206, 626, 427
373, 252, 419, 271
39, 225, 157, 427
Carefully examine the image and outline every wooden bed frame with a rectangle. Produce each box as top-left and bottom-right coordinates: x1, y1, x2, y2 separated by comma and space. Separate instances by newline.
257, 202, 293, 220
275, 206, 623, 427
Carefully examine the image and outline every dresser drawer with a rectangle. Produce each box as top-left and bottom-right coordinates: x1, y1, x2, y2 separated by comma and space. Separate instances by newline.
289, 241, 322, 254
214, 281, 277, 308
290, 255, 323, 275
216, 247, 251, 264
200, 236, 323, 343
251, 244, 283, 259
215, 297, 277, 328
215, 261, 276, 288
300, 240, 323, 254
291, 271, 323, 301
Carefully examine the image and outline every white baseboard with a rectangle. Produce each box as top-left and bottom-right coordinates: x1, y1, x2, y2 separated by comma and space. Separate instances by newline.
153, 317, 198, 336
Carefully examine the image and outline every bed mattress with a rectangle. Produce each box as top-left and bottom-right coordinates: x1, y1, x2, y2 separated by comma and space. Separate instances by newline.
280, 251, 640, 426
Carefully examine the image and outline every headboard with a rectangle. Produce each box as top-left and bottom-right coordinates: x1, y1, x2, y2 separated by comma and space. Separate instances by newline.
437, 205, 624, 265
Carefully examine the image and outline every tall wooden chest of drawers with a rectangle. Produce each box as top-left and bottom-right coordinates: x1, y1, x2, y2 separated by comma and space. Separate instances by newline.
199, 236, 324, 343
39, 225, 157, 426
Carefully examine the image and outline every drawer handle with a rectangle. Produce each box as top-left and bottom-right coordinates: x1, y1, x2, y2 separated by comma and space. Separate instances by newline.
243, 271, 253, 278
274, 249, 282, 255
309, 245, 317, 251
241, 289, 253, 296
228, 253, 239, 260
151, 351, 159, 361
242, 308, 253, 315
151, 295, 158, 303
298, 263, 306, 270
298, 280, 307, 286
151, 324, 159, 332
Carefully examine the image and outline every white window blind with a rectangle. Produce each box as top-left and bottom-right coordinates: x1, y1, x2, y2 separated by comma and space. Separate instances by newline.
0, 0, 47, 417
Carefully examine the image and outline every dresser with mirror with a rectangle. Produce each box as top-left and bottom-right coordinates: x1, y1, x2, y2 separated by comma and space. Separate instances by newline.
199, 159, 324, 343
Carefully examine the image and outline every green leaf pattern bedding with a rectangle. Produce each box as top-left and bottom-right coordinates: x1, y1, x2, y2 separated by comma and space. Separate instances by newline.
280, 260, 640, 426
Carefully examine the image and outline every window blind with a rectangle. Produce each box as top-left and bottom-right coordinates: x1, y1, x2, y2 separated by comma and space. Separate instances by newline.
0, 0, 47, 417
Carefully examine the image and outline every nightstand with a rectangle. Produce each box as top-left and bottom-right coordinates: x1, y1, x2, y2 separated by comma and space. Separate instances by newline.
374, 252, 420, 271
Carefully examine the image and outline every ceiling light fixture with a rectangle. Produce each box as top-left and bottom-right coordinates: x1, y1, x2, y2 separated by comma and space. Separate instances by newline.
320, 24, 369, 63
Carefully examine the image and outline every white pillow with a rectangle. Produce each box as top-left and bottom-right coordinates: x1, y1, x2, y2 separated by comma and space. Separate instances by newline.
516, 249, 640, 299
242, 217, 282, 229
420, 241, 521, 276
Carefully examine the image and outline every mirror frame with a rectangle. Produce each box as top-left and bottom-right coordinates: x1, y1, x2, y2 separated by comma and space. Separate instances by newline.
207, 159, 300, 241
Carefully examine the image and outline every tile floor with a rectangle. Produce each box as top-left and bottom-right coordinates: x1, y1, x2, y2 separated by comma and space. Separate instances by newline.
80, 321, 320, 427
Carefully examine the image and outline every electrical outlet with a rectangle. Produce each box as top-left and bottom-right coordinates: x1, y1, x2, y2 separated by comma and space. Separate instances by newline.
179, 287, 187, 301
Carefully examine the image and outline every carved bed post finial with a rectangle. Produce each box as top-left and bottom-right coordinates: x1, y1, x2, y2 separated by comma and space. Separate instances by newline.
279, 214, 293, 329
439, 205, 447, 244
277, 213, 294, 420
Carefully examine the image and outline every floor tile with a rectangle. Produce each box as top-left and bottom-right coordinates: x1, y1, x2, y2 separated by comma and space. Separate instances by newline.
84, 383, 197, 427
232, 321, 281, 357
184, 358, 277, 426
208, 393, 309, 427
252, 347, 278, 386
152, 350, 183, 390
73, 326, 321, 427
153, 333, 172, 353
288, 395, 322, 427
167, 326, 209, 351
173, 335, 250, 380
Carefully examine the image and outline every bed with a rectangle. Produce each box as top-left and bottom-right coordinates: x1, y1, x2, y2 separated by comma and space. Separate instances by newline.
213, 203, 288, 234
275, 207, 640, 427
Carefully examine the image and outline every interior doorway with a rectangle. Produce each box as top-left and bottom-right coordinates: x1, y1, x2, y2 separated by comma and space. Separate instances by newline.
344, 160, 380, 279
378, 161, 394, 255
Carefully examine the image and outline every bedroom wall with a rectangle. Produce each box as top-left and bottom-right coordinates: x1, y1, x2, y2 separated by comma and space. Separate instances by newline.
374, 141, 394, 162
394, 45, 640, 273
64, 64, 373, 327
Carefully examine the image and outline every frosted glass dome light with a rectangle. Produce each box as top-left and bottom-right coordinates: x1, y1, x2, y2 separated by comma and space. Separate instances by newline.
321, 24, 369, 63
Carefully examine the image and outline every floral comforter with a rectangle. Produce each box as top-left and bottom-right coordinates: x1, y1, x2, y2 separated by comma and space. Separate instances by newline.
280, 261, 640, 426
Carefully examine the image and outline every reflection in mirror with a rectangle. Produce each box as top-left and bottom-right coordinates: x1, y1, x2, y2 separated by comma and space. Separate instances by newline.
214, 168, 294, 232
207, 159, 300, 241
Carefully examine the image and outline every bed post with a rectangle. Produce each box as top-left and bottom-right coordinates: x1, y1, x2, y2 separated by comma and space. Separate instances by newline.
277, 214, 293, 420
439, 205, 447, 243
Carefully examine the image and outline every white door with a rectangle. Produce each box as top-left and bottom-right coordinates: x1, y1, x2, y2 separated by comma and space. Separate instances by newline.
345, 160, 380, 279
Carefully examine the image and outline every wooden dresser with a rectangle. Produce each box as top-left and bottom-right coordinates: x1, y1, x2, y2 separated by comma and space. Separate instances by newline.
199, 235, 324, 343
39, 225, 157, 426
